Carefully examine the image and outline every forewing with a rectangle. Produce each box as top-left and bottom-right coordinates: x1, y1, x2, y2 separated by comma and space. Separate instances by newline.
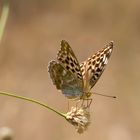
57, 40, 83, 89
80, 41, 114, 92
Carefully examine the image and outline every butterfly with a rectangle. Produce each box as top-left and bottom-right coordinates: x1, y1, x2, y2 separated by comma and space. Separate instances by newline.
48, 40, 114, 101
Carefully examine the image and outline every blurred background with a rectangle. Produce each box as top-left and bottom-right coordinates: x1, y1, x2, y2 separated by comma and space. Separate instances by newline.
0, 0, 140, 140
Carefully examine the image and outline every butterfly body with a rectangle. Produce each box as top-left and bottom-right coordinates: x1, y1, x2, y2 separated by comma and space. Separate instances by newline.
48, 40, 114, 100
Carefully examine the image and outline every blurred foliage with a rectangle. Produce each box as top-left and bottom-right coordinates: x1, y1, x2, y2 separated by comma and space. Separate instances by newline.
0, 0, 9, 42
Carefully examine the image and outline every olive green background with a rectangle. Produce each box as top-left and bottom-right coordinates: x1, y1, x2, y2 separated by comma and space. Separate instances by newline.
0, 0, 140, 140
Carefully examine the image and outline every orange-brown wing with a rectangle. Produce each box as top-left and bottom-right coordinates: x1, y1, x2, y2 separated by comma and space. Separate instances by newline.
80, 41, 114, 92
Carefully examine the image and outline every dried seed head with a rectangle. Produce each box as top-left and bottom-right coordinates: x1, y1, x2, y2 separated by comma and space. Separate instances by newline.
65, 106, 91, 134
0, 127, 14, 140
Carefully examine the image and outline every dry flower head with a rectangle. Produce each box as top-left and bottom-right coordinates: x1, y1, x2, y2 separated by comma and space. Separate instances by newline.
65, 106, 91, 134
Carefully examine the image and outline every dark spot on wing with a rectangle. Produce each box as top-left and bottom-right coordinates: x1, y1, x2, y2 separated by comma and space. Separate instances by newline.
92, 69, 95, 73
70, 63, 74, 67
97, 68, 101, 72
62, 60, 65, 63
81, 68, 84, 72
75, 68, 79, 71
88, 66, 92, 71
95, 73, 99, 77
104, 50, 108, 54
93, 76, 96, 80
66, 56, 70, 60
88, 61, 91, 65
78, 73, 82, 77
92, 60, 96, 65
74, 60, 77, 65
97, 53, 100, 57
101, 54, 104, 57
66, 66, 70, 70
70, 57, 73, 61
72, 69, 75, 73
65, 59, 69, 64
58, 58, 62, 61
92, 55, 96, 59
106, 52, 110, 58
100, 58, 103, 62
97, 58, 100, 62
95, 63, 99, 67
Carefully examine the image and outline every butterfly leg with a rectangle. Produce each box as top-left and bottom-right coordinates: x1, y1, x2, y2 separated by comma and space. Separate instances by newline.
67, 100, 70, 111
86, 98, 92, 108
76, 99, 81, 109
80, 98, 92, 108
81, 99, 85, 107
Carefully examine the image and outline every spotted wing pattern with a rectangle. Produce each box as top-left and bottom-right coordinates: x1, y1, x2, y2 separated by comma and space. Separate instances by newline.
57, 40, 83, 81
80, 41, 114, 92
48, 40, 83, 99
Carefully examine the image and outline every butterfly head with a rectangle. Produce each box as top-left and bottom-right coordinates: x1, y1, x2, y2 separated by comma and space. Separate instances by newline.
80, 92, 92, 99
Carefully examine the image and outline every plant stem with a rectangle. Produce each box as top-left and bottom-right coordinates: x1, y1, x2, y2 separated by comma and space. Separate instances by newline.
0, 92, 66, 118
0, 0, 9, 42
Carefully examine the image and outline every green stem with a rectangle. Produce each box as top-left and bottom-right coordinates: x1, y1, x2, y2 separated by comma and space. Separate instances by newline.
0, 0, 9, 42
0, 92, 66, 118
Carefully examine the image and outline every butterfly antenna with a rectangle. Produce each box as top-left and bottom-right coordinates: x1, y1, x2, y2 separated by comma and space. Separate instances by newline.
93, 92, 116, 98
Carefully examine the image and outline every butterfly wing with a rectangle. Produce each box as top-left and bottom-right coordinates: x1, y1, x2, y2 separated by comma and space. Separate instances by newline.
57, 40, 83, 82
80, 41, 114, 92
48, 40, 83, 99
